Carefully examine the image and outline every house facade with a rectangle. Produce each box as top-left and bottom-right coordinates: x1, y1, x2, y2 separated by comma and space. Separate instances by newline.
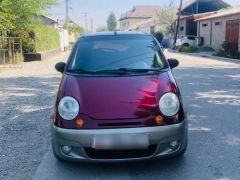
128, 17, 164, 34
38, 15, 61, 29
119, 5, 160, 31
178, 0, 229, 37
196, 7, 240, 57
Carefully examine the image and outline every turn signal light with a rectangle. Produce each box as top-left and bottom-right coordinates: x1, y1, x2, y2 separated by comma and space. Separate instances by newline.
155, 115, 164, 125
76, 119, 84, 128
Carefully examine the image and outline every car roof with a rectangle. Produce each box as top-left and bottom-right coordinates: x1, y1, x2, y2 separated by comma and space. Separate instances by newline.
82, 31, 150, 37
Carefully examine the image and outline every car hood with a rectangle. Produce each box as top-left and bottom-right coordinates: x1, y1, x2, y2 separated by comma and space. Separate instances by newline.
63, 72, 175, 120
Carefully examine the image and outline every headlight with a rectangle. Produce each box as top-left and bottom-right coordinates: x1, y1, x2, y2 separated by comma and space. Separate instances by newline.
159, 93, 180, 117
58, 96, 79, 120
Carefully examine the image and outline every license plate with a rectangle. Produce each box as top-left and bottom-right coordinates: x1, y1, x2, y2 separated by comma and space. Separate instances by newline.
92, 134, 149, 150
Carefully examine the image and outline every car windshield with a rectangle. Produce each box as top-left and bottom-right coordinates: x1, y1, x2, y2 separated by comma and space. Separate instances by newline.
67, 35, 167, 74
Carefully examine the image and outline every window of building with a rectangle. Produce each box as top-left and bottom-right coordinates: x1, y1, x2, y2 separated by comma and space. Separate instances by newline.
215, 22, 222, 26
202, 23, 208, 27
180, 26, 184, 31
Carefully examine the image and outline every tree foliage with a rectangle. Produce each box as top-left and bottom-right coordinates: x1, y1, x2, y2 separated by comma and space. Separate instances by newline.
107, 12, 117, 31
68, 23, 84, 36
153, 31, 164, 43
0, 0, 58, 33
22, 24, 60, 53
96, 25, 108, 32
156, 0, 177, 35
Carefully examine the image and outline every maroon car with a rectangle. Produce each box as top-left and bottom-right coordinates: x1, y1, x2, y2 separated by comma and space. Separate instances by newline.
52, 32, 188, 162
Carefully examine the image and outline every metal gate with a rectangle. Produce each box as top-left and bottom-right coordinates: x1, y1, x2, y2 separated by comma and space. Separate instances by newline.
0, 37, 23, 68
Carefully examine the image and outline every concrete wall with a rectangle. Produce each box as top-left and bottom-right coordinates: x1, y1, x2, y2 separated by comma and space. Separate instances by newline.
120, 18, 150, 31
198, 15, 240, 51
135, 18, 167, 34
178, 19, 187, 37
198, 20, 211, 47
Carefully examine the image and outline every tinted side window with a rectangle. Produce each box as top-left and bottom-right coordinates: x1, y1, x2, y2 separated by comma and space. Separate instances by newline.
187, 37, 196, 40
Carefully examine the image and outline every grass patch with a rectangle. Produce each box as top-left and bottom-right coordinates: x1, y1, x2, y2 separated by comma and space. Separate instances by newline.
177, 46, 198, 53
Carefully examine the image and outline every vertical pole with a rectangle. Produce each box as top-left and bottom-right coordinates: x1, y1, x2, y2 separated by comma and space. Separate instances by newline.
196, 0, 199, 14
173, 0, 183, 48
65, 0, 69, 29
91, 18, 93, 32
84, 12, 88, 32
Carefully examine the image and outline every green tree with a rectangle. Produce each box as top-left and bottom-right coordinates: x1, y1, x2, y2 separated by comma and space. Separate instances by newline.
0, 0, 58, 33
106, 12, 117, 31
96, 25, 108, 32
153, 31, 164, 43
156, 0, 176, 35
68, 24, 84, 36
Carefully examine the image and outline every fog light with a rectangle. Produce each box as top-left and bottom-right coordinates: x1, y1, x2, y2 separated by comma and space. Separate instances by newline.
169, 141, 179, 149
62, 146, 71, 154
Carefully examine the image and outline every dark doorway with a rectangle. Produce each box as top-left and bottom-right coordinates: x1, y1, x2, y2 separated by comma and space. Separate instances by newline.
186, 19, 197, 36
225, 20, 239, 58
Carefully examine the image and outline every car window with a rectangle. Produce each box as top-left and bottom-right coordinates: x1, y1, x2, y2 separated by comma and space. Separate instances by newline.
187, 36, 196, 40
68, 35, 167, 72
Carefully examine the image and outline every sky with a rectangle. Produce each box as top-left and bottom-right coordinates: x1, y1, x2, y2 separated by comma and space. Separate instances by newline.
50, 0, 240, 31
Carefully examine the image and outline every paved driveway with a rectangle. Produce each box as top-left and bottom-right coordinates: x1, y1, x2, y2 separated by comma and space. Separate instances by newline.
1, 51, 240, 180
0, 52, 69, 179
33, 52, 240, 180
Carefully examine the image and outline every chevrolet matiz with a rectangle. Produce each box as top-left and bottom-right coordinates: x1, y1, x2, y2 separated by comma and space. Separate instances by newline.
52, 32, 188, 162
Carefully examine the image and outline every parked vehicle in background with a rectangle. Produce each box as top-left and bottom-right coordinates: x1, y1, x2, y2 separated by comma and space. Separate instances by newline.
176, 36, 197, 47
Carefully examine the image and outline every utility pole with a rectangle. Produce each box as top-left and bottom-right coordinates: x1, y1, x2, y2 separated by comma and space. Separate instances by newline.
173, 0, 183, 48
64, 0, 70, 29
84, 12, 88, 32
196, 0, 199, 14
91, 18, 93, 32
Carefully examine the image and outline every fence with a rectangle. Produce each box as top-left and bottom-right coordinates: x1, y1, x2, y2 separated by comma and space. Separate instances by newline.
0, 37, 23, 68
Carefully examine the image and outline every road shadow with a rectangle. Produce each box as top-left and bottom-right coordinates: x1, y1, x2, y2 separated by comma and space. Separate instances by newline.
0, 75, 62, 179
34, 66, 240, 180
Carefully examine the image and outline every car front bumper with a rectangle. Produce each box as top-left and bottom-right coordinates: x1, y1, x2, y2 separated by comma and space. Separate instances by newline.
51, 120, 188, 162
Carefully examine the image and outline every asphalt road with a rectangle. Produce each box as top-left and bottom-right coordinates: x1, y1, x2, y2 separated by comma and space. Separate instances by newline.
32, 52, 239, 180
0, 52, 70, 179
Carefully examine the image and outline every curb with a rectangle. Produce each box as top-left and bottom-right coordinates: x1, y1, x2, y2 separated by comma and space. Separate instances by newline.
166, 49, 240, 64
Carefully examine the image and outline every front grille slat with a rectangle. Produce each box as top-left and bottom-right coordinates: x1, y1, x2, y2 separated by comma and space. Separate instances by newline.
85, 145, 157, 159
98, 122, 141, 127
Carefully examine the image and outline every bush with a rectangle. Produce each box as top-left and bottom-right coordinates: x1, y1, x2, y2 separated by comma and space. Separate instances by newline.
177, 45, 198, 53
22, 24, 60, 53
34, 25, 60, 52
212, 48, 225, 57
153, 31, 164, 43
22, 33, 36, 53
212, 41, 227, 57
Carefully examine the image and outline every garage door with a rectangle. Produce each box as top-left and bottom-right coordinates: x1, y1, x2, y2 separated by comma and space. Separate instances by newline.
225, 20, 239, 58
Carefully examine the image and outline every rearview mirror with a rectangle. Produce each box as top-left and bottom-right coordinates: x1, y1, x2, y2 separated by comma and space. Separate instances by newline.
55, 62, 66, 73
168, 58, 179, 69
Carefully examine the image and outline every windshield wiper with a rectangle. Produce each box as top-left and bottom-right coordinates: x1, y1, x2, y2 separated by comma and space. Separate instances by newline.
67, 68, 163, 75
67, 68, 97, 74
95, 68, 161, 74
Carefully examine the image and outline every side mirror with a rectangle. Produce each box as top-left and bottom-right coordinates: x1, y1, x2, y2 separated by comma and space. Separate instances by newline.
55, 62, 66, 73
168, 58, 179, 69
